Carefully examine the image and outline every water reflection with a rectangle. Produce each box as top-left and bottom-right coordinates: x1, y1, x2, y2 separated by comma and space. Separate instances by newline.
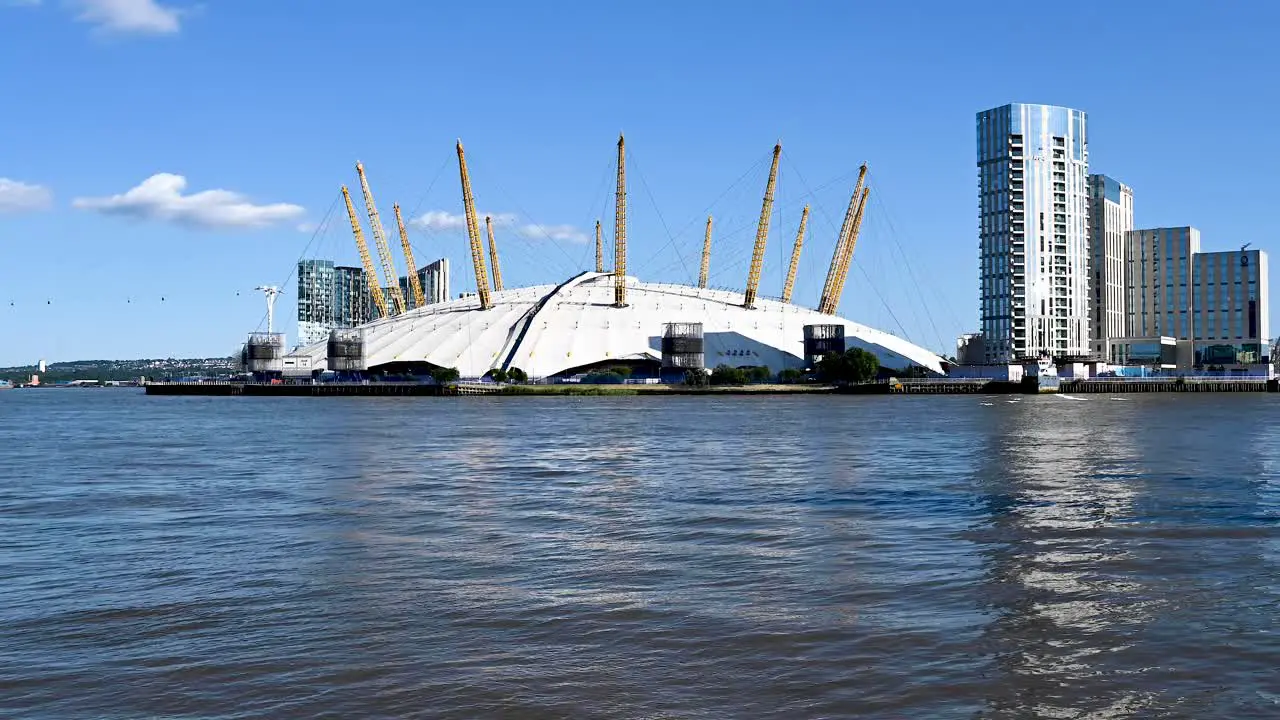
4, 391, 1280, 718
971, 395, 1276, 716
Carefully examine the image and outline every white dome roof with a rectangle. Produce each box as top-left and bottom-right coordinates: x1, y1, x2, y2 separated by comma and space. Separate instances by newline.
292, 272, 945, 377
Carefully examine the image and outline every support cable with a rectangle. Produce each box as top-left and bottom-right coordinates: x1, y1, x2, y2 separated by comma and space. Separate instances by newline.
785, 157, 910, 338
252, 194, 340, 335
869, 187, 954, 351
630, 149, 694, 285
634, 151, 771, 276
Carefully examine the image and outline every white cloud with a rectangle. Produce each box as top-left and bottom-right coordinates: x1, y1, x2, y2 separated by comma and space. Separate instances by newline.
296, 222, 318, 233
73, 173, 305, 229
411, 210, 587, 243
517, 223, 589, 244
410, 210, 516, 232
409, 210, 466, 232
0, 178, 53, 213
72, 0, 181, 35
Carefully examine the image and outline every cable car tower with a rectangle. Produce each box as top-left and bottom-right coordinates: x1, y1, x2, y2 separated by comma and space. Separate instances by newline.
255, 285, 283, 333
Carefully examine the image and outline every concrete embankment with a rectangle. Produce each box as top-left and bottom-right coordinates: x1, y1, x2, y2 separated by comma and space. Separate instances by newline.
1060, 379, 1277, 393
144, 382, 835, 397
146, 382, 448, 396
144, 378, 1280, 397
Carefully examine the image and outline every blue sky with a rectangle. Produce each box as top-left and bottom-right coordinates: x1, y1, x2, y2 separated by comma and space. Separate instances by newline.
1, 0, 1277, 366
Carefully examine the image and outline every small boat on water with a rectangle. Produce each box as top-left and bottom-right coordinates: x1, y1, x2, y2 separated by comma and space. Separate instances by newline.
0, 379, 13, 390
1034, 354, 1061, 392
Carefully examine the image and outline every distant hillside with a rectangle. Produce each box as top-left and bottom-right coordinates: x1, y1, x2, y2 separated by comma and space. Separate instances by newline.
0, 357, 238, 384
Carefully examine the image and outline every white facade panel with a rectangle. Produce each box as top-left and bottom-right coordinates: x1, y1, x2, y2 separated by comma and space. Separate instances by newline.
1087, 174, 1133, 355
289, 273, 947, 378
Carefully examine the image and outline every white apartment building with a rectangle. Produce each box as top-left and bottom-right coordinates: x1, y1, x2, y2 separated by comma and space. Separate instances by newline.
977, 103, 1091, 362
1087, 174, 1133, 355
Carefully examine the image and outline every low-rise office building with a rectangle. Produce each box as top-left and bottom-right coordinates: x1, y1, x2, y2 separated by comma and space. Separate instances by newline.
1192, 248, 1269, 366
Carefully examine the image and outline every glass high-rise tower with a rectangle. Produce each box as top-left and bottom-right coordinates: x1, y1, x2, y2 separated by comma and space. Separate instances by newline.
297, 260, 373, 346
334, 265, 372, 327
398, 257, 452, 308
420, 258, 450, 305
977, 103, 1090, 362
297, 259, 336, 346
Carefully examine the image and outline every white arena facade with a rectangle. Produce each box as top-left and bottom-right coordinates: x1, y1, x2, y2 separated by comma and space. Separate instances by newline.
289, 271, 947, 378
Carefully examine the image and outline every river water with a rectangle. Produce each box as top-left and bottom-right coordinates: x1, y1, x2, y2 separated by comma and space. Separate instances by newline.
2, 390, 1279, 718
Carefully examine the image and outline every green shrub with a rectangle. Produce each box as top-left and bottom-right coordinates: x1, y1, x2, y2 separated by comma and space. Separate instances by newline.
431, 366, 461, 383
682, 369, 709, 387
816, 348, 881, 384
709, 364, 748, 385
777, 368, 804, 384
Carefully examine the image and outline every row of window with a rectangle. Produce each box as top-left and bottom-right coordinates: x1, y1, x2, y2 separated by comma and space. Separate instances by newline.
1133, 310, 1259, 340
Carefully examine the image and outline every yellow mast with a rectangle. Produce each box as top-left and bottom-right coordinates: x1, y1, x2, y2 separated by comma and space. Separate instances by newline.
355, 162, 406, 316
698, 215, 713, 289
743, 143, 782, 308
485, 215, 504, 292
818, 164, 868, 313
341, 185, 390, 319
595, 220, 603, 273
823, 187, 870, 315
781, 205, 809, 304
393, 203, 426, 309
613, 134, 628, 307
456, 141, 492, 310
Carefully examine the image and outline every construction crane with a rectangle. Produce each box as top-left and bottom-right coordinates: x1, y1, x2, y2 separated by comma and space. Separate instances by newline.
781, 205, 809, 304
743, 143, 782, 308
823, 187, 870, 315
456, 141, 493, 310
355, 162, 407, 316
818, 164, 868, 313
393, 203, 426, 309
698, 215, 712, 289
341, 185, 391, 318
614, 133, 628, 308
485, 215, 504, 292
595, 220, 604, 273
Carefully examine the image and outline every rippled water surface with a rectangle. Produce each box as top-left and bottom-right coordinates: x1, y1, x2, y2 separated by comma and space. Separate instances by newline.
3, 390, 1280, 718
